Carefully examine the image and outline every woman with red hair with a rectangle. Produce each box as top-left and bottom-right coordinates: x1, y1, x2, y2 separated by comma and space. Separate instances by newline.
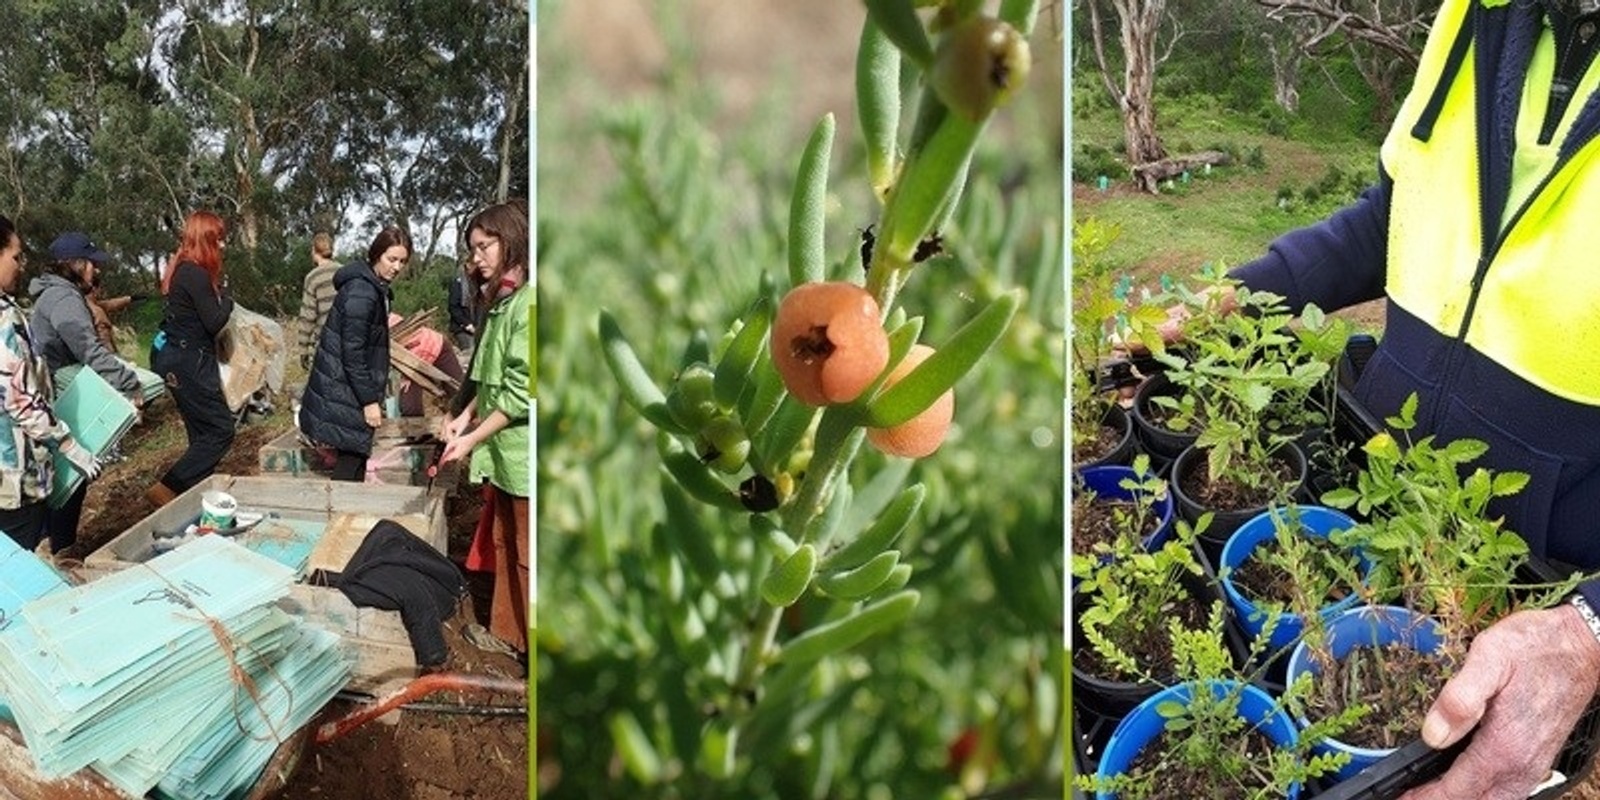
147, 210, 234, 507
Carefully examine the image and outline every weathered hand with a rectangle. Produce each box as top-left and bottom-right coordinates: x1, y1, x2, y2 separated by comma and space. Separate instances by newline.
1399, 605, 1600, 800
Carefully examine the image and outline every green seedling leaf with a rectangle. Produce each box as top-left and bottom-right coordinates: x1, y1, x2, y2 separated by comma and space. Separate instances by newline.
777, 589, 921, 666
865, 290, 1020, 427
856, 17, 901, 199
864, 0, 933, 68
661, 451, 746, 512
1492, 471, 1530, 497
608, 710, 663, 784
599, 310, 688, 434
761, 543, 817, 607
698, 720, 739, 780
714, 298, 772, 409
823, 483, 924, 570
1320, 487, 1360, 509
789, 114, 835, 287
816, 550, 901, 600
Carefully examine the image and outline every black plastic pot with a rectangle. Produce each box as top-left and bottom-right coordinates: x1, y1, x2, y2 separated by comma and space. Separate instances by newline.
1073, 402, 1137, 471
1071, 566, 1241, 727
1130, 372, 1198, 461
1170, 440, 1309, 570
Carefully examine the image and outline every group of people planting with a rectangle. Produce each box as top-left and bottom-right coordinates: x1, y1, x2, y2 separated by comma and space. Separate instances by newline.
0, 200, 531, 662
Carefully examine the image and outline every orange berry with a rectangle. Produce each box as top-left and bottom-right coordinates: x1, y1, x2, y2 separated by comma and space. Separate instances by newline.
771, 282, 890, 406
867, 344, 953, 458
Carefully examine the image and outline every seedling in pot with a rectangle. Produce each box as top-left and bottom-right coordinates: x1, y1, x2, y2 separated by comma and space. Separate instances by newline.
1078, 605, 1356, 799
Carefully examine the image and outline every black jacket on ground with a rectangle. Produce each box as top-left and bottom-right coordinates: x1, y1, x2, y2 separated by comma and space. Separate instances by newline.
299, 261, 390, 455
335, 519, 465, 667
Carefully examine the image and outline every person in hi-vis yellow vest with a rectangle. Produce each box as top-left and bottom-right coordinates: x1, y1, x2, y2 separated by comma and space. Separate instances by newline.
1158, 0, 1600, 795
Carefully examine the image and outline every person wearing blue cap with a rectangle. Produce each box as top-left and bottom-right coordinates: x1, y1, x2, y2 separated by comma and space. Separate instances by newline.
28, 231, 142, 554
0, 216, 99, 553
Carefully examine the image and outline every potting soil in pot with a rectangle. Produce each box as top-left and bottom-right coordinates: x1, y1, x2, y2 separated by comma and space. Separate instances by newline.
1307, 642, 1447, 752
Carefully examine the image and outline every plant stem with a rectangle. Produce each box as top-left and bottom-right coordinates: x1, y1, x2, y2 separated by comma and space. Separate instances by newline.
866, 250, 910, 315
731, 407, 865, 704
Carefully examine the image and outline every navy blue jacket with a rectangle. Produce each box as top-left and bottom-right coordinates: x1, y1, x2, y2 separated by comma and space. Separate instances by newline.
1232, 1, 1600, 604
299, 261, 391, 455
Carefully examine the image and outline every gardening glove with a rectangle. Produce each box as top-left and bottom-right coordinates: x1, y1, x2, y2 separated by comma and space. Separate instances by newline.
60, 437, 101, 481
1398, 605, 1600, 800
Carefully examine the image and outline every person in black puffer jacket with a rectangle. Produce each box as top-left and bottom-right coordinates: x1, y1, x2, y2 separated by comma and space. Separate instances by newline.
299, 226, 411, 481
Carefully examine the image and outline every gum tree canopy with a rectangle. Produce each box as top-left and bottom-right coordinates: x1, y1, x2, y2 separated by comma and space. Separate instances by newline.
0, 0, 529, 314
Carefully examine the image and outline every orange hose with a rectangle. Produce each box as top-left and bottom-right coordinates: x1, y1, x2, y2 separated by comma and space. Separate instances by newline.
313, 672, 526, 744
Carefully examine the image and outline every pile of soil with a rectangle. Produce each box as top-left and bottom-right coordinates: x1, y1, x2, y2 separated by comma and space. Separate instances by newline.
64, 399, 529, 800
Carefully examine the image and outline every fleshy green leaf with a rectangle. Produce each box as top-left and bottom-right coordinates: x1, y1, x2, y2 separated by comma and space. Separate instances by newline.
863, 0, 933, 68
864, 290, 1019, 427
600, 310, 688, 434
788, 114, 835, 287
713, 298, 772, 409
856, 17, 901, 199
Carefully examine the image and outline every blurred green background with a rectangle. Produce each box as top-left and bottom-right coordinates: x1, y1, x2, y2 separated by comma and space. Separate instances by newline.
536, 2, 1065, 796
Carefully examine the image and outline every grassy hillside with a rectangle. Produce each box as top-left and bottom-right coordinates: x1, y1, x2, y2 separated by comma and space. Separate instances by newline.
1070, 90, 1385, 330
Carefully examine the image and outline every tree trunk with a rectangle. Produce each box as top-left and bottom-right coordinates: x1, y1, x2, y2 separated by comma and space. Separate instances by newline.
1263, 33, 1302, 113
1115, 0, 1167, 168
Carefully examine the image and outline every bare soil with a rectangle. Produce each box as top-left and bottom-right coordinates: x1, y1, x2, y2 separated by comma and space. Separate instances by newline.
1177, 455, 1295, 512
1071, 417, 1125, 467
1228, 535, 1357, 608
1123, 726, 1278, 798
1071, 497, 1157, 558
60, 399, 529, 800
1074, 584, 1210, 684
1306, 644, 1443, 752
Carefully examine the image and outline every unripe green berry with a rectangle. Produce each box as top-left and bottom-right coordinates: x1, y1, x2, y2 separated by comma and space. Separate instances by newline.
930, 17, 1031, 122
698, 415, 751, 474
667, 362, 720, 431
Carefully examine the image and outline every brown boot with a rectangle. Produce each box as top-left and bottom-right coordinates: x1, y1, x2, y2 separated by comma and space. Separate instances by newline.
146, 481, 178, 508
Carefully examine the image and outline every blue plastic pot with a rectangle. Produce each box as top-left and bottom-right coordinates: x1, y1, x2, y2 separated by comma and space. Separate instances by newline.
1075, 465, 1177, 553
1285, 605, 1445, 781
1219, 505, 1367, 653
1094, 681, 1301, 799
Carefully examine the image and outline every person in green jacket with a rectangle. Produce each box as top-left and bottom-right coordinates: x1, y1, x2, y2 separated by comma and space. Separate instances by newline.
440, 200, 530, 656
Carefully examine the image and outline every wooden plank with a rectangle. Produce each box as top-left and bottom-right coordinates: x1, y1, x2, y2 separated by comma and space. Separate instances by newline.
304, 512, 436, 575
280, 587, 418, 697
390, 344, 458, 395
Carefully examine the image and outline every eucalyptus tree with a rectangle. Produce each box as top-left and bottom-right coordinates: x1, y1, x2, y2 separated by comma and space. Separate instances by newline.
0, 0, 529, 313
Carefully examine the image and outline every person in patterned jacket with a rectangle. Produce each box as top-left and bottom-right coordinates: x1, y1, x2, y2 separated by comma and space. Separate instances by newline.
0, 215, 98, 550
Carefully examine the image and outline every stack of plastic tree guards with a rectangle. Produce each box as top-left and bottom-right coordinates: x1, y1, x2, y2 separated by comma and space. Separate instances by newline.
0, 534, 351, 799
0, 534, 71, 724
